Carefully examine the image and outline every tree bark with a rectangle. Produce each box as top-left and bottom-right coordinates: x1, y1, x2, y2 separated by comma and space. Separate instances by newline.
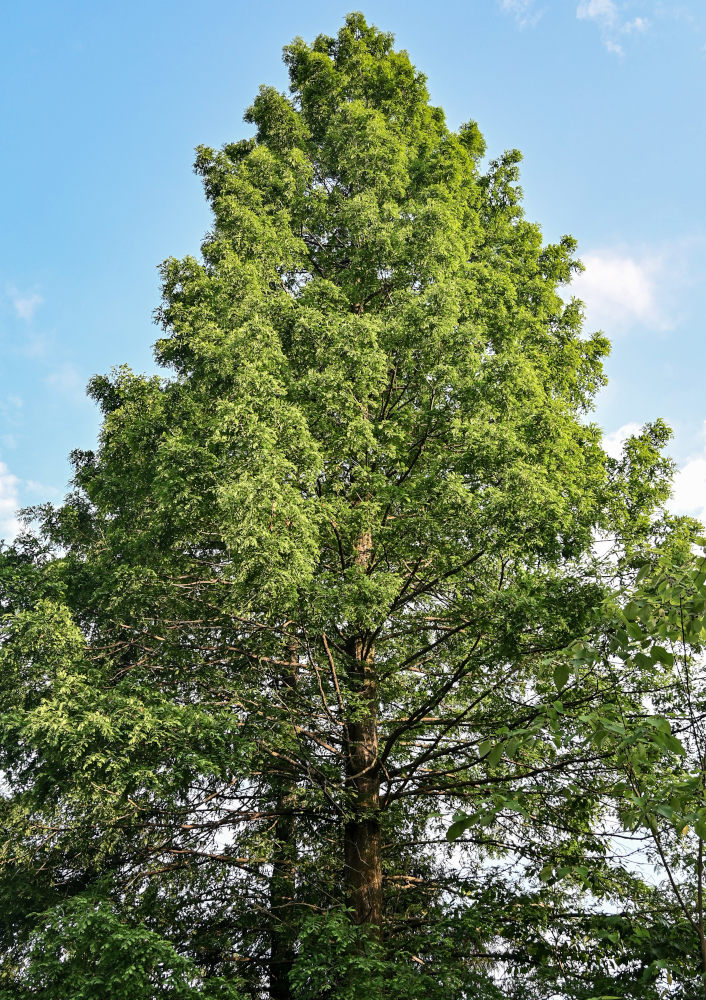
697, 837, 706, 1000
268, 656, 298, 1000
269, 796, 296, 1000
344, 531, 383, 928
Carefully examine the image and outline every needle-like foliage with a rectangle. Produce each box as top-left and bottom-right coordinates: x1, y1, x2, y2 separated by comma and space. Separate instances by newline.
0, 13, 685, 1000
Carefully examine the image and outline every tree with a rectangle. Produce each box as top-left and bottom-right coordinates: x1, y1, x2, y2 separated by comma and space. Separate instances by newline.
597, 532, 706, 998
0, 13, 676, 999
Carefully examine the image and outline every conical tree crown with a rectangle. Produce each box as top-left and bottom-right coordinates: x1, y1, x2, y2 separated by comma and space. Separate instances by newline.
77, 12, 615, 628
0, 14, 679, 1000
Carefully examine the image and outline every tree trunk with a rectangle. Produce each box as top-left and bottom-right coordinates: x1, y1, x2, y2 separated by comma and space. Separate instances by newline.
268, 655, 298, 1000
697, 837, 706, 1000
344, 531, 383, 928
269, 796, 296, 1000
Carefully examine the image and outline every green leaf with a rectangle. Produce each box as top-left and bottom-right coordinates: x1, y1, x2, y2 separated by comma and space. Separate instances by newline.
625, 621, 643, 641
651, 645, 674, 666
553, 663, 570, 691
487, 743, 504, 767
694, 811, 706, 840
623, 602, 640, 621
446, 816, 474, 842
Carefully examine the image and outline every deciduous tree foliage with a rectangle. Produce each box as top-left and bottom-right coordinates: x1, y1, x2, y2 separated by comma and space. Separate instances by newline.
578, 534, 706, 999
0, 13, 689, 999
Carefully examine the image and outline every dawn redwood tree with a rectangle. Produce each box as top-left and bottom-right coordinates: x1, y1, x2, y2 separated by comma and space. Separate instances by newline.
0, 13, 676, 999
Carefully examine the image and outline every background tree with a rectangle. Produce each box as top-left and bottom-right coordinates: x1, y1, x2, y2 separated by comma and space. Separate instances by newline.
0, 13, 679, 999
595, 530, 706, 998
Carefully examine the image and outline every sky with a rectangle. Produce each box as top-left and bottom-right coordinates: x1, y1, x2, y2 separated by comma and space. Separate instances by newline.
1, 0, 705, 538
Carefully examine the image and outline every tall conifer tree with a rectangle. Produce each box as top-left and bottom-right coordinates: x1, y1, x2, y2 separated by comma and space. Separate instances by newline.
0, 13, 677, 999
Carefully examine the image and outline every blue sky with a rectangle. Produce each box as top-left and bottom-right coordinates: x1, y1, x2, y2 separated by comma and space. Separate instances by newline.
1, 0, 705, 536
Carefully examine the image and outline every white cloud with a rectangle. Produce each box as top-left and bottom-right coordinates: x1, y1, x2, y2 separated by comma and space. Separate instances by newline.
576, 0, 649, 53
0, 396, 22, 454
499, 0, 544, 28
671, 457, 706, 525
0, 460, 59, 542
670, 423, 706, 525
9, 289, 42, 322
570, 238, 705, 334
25, 479, 61, 498
4, 287, 49, 354
20, 332, 52, 360
570, 250, 663, 331
624, 16, 649, 32
0, 461, 20, 541
45, 363, 85, 400
577, 0, 618, 25
0, 394, 23, 418
603, 421, 642, 459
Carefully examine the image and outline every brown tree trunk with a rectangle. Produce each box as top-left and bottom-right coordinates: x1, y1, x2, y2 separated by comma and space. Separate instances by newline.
269, 795, 296, 1000
269, 655, 298, 1000
697, 838, 706, 1000
344, 531, 383, 928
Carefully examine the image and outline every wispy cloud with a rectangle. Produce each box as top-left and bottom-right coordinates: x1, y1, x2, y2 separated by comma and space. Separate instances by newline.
0, 396, 23, 454
499, 0, 544, 29
44, 362, 86, 401
0, 461, 20, 541
671, 426, 706, 526
604, 38, 626, 55
569, 239, 704, 334
672, 454, 706, 526
571, 249, 664, 331
576, 0, 649, 54
20, 332, 51, 360
0, 455, 60, 540
624, 16, 649, 33
0, 394, 23, 415
8, 287, 43, 322
602, 421, 643, 459
578, 0, 618, 22
25, 478, 61, 499
3, 286, 49, 356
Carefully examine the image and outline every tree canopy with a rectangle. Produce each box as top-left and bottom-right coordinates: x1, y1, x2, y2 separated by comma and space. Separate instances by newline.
0, 12, 701, 1000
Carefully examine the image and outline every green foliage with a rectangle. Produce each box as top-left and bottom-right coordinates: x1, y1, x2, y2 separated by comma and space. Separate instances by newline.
0, 896, 244, 999
0, 11, 690, 1000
